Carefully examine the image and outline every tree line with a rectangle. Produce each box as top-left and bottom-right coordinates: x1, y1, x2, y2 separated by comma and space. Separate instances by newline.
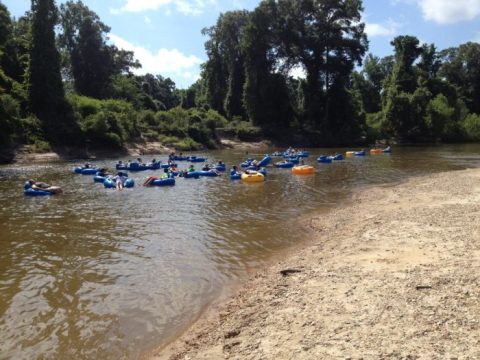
194, 0, 480, 145
1, 0, 479, 162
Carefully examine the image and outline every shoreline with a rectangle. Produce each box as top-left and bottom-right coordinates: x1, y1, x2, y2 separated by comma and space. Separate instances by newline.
3, 139, 273, 165
152, 168, 480, 359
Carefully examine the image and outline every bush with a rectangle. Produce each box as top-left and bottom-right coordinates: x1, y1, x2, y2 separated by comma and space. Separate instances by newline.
81, 111, 124, 147
236, 123, 262, 141
174, 137, 202, 151
31, 139, 51, 153
0, 94, 20, 148
365, 112, 385, 142
16, 115, 45, 144
463, 113, 480, 141
69, 95, 137, 147
158, 134, 180, 145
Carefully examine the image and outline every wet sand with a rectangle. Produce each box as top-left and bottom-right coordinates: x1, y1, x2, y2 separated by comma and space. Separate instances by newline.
153, 168, 480, 359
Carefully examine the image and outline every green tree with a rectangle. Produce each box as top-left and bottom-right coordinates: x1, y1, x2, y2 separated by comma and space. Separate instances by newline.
28, 0, 78, 143
382, 35, 423, 140
242, 0, 292, 135
1, 14, 31, 84
202, 10, 250, 118
59, 0, 140, 98
275, 0, 367, 140
439, 42, 480, 114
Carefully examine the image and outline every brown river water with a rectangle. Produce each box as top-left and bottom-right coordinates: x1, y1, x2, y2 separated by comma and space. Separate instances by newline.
0, 145, 479, 359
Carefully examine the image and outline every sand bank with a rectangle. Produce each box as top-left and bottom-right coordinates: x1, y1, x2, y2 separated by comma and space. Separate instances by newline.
153, 168, 480, 359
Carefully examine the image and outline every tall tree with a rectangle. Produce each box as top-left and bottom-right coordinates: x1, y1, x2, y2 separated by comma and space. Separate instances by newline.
242, 0, 292, 135
0, 1, 11, 49
439, 42, 480, 114
28, 0, 77, 142
382, 35, 426, 140
202, 10, 250, 119
59, 0, 140, 98
275, 0, 367, 139
1, 14, 31, 84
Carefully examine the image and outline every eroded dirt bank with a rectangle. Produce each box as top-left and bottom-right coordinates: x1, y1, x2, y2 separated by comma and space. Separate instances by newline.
153, 168, 480, 359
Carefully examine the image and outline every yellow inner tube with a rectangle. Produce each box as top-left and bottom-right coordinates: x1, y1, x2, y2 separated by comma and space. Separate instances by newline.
292, 165, 315, 175
346, 151, 355, 157
241, 172, 265, 183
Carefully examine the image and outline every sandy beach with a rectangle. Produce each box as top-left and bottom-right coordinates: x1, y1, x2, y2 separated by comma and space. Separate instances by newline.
153, 168, 480, 359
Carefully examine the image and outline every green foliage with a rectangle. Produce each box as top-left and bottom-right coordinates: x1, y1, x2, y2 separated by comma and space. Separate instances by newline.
28, 0, 80, 145
174, 137, 202, 151
365, 112, 385, 142
16, 115, 45, 144
59, 1, 140, 98
463, 114, 480, 141
0, 93, 19, 148
30, 139, 52, 153
236, 123, 262, 141
439, 43, 480, 114
0, 2, 12, 49
69, 95, 137, 147
135, 107, 228, 150
2, 0, 480, 159
424, 94, 454, 140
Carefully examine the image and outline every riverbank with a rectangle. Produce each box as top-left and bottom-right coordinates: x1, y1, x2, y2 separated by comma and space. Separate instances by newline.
153, 168, 480, 359
4, 139, 273, 164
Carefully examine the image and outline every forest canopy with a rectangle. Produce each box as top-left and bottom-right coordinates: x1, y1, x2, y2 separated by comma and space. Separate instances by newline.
0, 0, 479, 161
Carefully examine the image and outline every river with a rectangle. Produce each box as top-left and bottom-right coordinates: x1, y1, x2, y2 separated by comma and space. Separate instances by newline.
0, 144, 479, 359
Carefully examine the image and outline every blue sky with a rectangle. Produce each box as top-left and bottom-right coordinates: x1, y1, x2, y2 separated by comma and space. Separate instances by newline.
3, 0, 480, 88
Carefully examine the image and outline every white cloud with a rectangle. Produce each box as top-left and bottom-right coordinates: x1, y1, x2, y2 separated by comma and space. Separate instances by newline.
365, 19, 401, 37
144, 16, 152, 24
111, 0, 217, 16
109, 34, 203, 84
395, 0, 480, 24
419, 0, 480, 24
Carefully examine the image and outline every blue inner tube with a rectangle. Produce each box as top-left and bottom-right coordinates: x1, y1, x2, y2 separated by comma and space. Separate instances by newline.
198, 170, 219, 177
354, 151, 366, 156
189, 157, 206, 163
24, 188, 52, 196
74, 167, 97, 174
184, 171, 200, 179
332, 154, 344, 161
127, 162, 161, 171
286, 157, 300, 164
230, 174, 241, 180
116, 164, 128, 170
94, 175, 109, 183
240, 161, 252, 168
161, 163, 177, 169
383, 147, 392, 153
257, 156, 272, 167
317, 156, 332, 163
173, 156, 189, 161
215, 164, 226, 171
274, 161, 294, 168
152, 178, 175, 187
81, 168, 98, 175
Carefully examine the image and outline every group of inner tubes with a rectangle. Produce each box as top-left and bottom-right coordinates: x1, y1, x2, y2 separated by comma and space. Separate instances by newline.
24, 146, 391, 195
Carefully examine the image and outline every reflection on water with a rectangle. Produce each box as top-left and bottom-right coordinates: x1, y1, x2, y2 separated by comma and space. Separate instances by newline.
0, 144, 479, 359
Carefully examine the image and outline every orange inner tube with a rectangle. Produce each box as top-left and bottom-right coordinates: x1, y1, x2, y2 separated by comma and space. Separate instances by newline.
292, 165, 315, 175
